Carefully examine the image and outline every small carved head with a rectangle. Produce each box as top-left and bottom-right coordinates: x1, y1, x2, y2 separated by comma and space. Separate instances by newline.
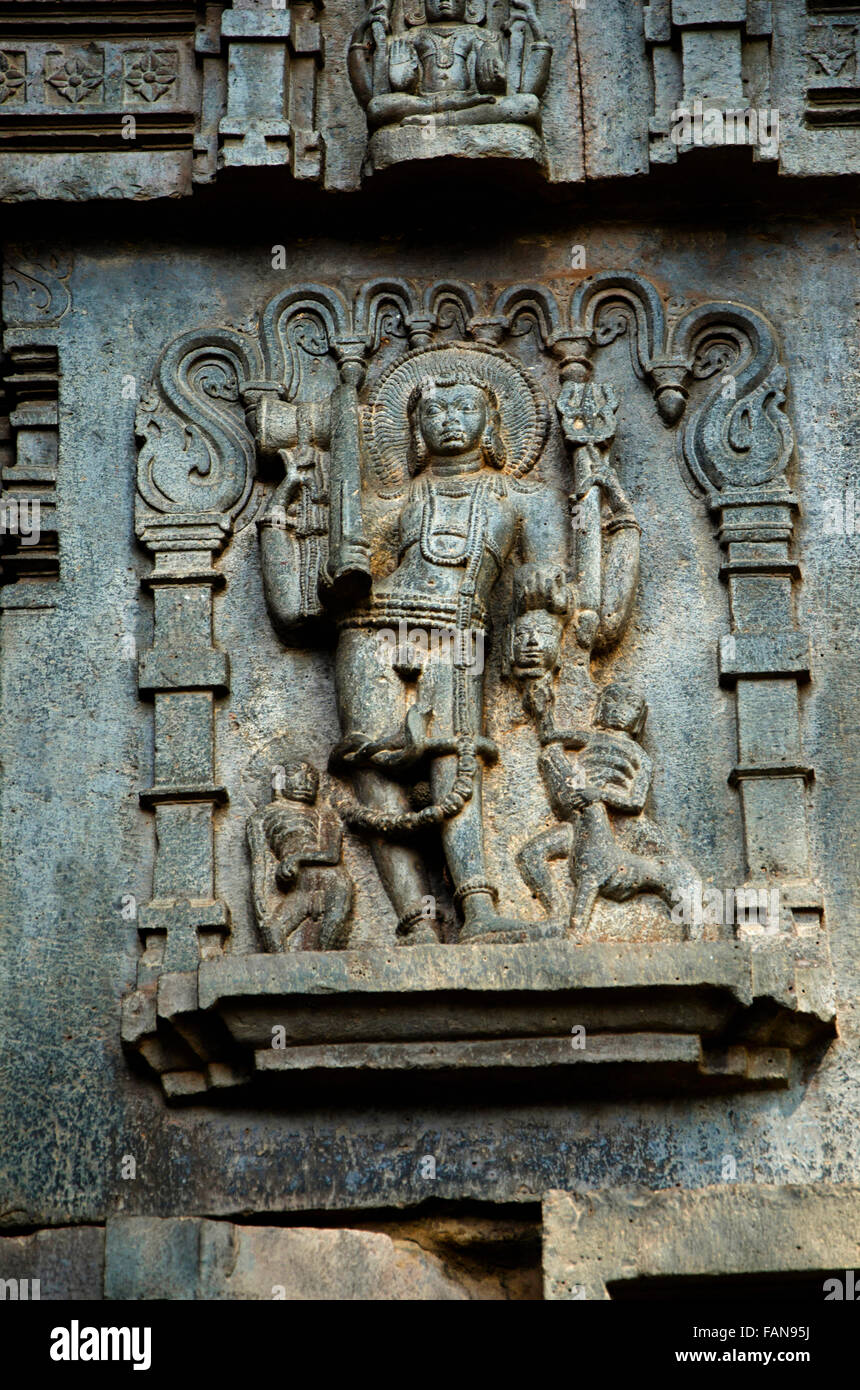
594, 683, 647, 739
506, 563, 569, 678
407, 376, 506, 474
404, 0, 487, 23
509, 609, 565, 678
275, 759, 320, 804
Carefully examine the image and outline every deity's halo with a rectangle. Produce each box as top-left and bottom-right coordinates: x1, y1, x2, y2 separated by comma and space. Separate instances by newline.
365, 341, 549, 491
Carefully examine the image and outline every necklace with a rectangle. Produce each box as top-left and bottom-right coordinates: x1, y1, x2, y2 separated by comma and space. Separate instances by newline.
430, 30, 458, 68
419, 476, 488, 567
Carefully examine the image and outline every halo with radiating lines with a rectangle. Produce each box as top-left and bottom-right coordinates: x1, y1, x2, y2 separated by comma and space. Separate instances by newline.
365, 342, 549, 492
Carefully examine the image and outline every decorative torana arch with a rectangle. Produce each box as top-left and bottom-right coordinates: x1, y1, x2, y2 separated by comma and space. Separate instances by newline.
125, 270, 829, 1101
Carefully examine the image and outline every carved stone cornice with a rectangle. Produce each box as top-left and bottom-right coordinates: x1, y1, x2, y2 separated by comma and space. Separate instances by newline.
122, 939, 835, 1100
0, 3, 855, 196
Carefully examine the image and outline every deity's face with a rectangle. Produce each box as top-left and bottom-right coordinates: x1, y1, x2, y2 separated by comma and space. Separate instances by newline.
425, 0, 468, 23
511, 610, 563, 678
417, 382, 488, 458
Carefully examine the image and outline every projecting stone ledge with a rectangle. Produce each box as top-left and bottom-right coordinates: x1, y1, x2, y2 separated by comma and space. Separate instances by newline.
122, 938, 835, 1102
543, 1185, 860, 1300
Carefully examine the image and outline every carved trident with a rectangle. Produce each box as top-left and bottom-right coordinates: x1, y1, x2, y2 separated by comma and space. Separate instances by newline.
556, 380, 619, 648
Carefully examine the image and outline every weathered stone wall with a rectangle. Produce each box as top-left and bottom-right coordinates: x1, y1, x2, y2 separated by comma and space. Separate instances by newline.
0, 0, 858, 1301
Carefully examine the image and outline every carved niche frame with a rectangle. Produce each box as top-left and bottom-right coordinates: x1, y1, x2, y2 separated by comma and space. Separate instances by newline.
122, 271, 835, 1102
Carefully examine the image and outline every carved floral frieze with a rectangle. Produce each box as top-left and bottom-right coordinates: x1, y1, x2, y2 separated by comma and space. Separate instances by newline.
44, 50, 104, 105
0, 51, 25, 106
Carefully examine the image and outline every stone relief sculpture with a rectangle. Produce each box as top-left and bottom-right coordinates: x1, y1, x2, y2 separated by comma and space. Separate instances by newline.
125, 272, 833, 1097
348, 0, 551, 171
502, 384, 700, 940
516, 674, 700, 939
332, 346, 559, 945
131, 275, 817, 960
247, 319, 701, 949
247, 759, 353, 952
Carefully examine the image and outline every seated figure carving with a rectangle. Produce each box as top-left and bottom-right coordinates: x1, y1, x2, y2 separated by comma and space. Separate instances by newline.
348, 0, 551, 168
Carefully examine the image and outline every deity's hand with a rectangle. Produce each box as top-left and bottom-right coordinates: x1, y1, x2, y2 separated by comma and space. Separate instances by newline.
403, 95, 494, 124
523, 673, 555, 721
276, 446, 317, 507
580, 744, 641, 796
590, 463, 629, 511
275, 860, 300, 893
335, 539, 373, 574
242, 390, 267, 446
589, 463, 618, 492
351, 1, 390, 47
389, 38, 420, 90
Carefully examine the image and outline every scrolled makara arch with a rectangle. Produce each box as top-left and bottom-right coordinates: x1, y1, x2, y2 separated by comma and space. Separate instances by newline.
135, 327, 264, 545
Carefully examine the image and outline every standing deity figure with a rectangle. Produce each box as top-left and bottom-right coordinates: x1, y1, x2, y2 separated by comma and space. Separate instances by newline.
348, 0, 551, 167
331, 346, 567, 945
253, 343, 672, 949
247, 760, 353, 952
260, 343, 567, 946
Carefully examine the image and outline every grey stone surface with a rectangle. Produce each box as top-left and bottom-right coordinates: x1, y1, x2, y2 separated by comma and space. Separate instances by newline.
105, 1216, 201, 1301
0, 0, 858, 1311
2, 1217, 513, 1298
196, 1222, 473, 1300
1, 217, 858, 1238
543, 1184, 860, 1299
0, 1226, 104, 1300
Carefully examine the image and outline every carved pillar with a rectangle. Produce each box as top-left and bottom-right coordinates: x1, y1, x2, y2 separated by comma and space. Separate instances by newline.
562, 274, 820, 934
194, 2, 228, 185
136, 530, 231, 976
134, 329, 262, 977
287, 2, 326, 180
673, 302, 820, 932
219, 0, 324, 179
714, 485, 819, 928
